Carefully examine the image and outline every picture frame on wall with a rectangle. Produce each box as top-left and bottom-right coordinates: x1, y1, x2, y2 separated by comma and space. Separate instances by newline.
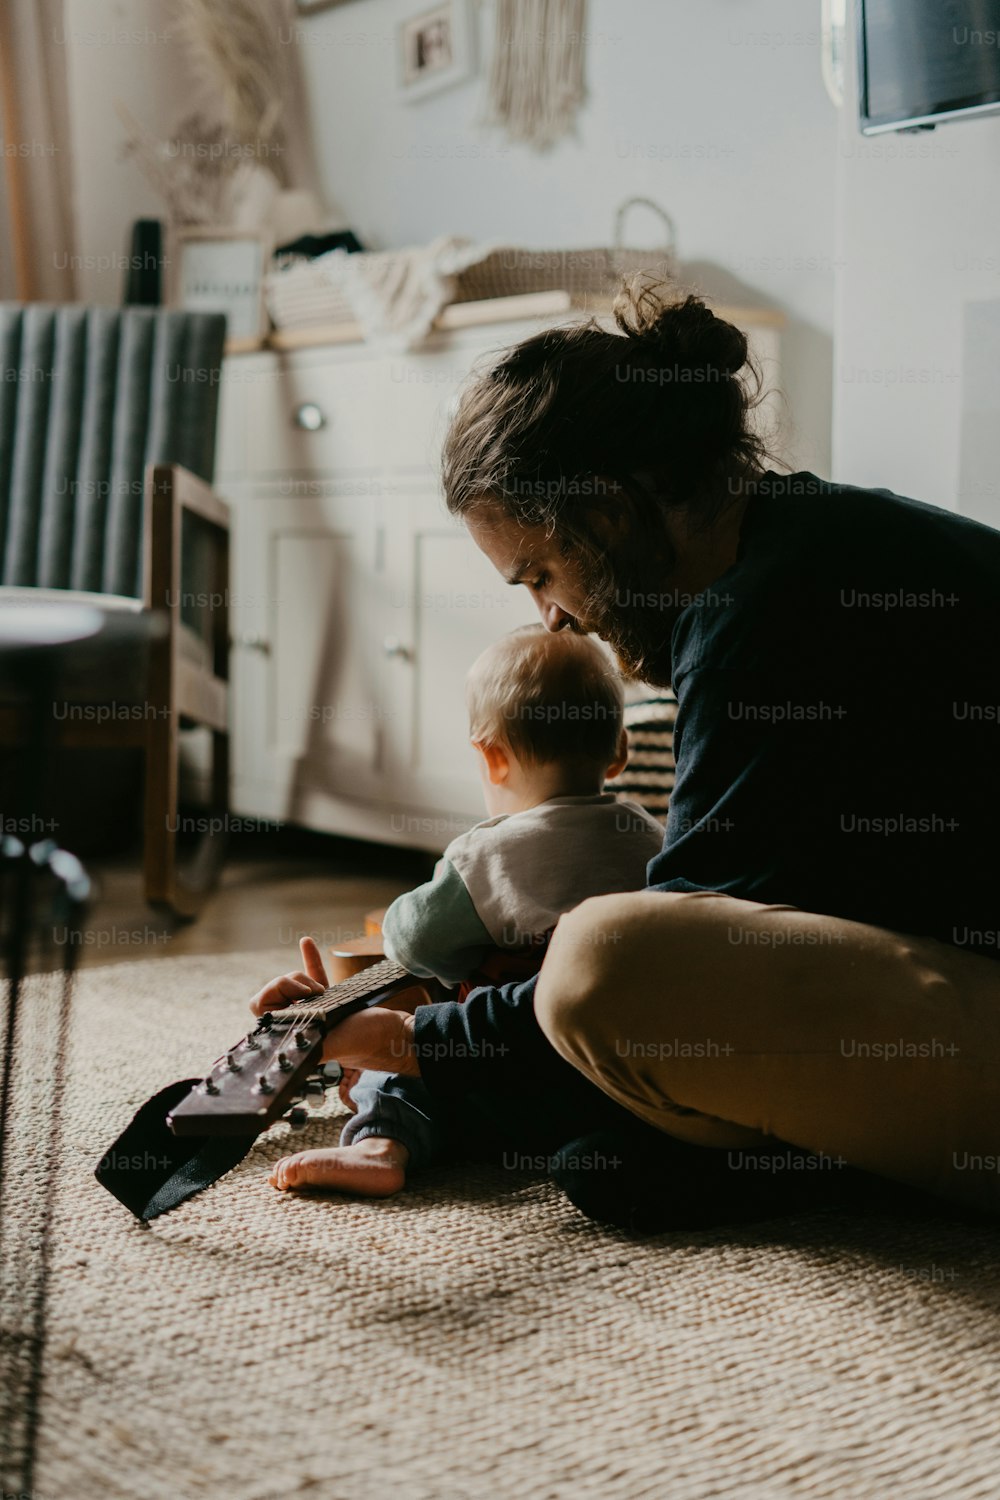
171, 228, 271, 352
397, 0, 476, 103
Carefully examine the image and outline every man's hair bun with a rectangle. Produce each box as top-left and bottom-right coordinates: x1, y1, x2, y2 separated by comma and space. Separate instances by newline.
442, 270, 774, 534
612, 277, 748, 379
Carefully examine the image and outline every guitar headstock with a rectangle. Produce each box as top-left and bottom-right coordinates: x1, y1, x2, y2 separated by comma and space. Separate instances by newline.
166, 1010, 328, 1137
166, 958, 415, 1138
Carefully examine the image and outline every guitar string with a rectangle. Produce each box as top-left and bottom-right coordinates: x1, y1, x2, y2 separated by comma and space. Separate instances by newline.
260, 963, 408, 1112
277, 959, 404, 1038
230, 962, 407, 1108
280, 960, 411, 1058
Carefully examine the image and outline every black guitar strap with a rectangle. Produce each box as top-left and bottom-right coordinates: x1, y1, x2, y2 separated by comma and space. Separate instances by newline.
95, 1079, 256, 1220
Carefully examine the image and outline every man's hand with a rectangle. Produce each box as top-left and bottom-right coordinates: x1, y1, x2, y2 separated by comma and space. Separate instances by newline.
249, 935, 421, 1076
319, 1006, 419, 1076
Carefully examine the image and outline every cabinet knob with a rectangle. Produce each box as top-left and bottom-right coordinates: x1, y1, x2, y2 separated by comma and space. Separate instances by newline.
232, 632, 271, 655
383, 636, 412, 661
293, 402, 326, 431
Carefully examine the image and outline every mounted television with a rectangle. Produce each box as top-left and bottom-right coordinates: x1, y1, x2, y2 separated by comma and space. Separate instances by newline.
858, 0, 1000, 134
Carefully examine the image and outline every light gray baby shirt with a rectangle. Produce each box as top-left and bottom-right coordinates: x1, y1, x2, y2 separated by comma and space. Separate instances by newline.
381, 793, 664, 985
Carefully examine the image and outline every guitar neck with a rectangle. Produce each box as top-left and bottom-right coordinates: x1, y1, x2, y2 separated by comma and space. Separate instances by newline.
167, 957, 417, 1138
270, 957, 414, 1031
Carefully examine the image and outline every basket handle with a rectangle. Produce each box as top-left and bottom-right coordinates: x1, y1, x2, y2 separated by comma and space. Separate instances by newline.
612, 197, 677, 261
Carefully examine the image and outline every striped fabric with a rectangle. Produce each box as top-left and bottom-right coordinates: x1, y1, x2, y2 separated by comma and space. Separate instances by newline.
605, 690, 677, 825
0, 305, 226, 599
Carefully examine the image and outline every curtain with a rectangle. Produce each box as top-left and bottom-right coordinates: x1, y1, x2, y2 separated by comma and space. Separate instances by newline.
0, 0, 76, 301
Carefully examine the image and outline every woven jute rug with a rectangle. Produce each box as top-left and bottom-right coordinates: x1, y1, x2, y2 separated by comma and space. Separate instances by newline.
2, 950, 1000, 1500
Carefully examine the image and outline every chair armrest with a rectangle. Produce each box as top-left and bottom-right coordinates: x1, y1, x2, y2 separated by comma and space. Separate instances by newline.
143, 462, 231, 694
148, 462, 230, 532
142, 463, 229, 613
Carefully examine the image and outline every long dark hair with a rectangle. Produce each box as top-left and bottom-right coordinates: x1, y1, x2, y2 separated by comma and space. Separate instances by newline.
442, 277, 776, 570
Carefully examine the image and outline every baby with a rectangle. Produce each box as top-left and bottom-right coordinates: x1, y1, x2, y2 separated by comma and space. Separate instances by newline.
259, 624, 665, 1198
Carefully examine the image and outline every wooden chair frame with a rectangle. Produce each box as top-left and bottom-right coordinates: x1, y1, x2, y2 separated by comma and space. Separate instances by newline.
0, 462, 230, 921
142, 463, 231, 918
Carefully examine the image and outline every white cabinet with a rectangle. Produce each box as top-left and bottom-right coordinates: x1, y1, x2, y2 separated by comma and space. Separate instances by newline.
380, 489, 538, 826
225, 478, 536, 847
228, 487, 388, 820
216, 308, 782, 851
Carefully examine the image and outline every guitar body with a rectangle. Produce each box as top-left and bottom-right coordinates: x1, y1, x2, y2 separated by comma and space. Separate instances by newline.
328, 935, 387, 981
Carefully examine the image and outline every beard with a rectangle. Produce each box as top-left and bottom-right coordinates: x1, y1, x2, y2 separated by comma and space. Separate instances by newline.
569, 544, 681, 688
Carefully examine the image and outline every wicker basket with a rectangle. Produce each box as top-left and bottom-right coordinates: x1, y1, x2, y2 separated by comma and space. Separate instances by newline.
453, 197, 678, 304
263, 197, 678, 333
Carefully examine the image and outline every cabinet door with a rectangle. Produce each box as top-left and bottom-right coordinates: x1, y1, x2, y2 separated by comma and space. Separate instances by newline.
230, 488, 386, 820
380, 491, 538, 830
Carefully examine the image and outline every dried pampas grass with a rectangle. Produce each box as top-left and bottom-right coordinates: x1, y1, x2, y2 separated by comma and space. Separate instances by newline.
117, 0, 304, 225
172, 0, 289, 179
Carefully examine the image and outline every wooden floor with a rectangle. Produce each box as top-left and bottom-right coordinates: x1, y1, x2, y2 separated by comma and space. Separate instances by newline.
28, 831, 437, 973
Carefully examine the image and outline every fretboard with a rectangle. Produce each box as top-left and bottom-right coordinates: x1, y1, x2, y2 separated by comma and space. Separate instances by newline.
274, 958, 412, 1025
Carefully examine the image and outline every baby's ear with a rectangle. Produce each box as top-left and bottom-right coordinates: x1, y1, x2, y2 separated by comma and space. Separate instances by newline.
471, 737, 510, 785
605, 727, 629, 781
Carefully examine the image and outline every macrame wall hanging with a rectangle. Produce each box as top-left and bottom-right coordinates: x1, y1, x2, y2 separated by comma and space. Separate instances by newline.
486, 0, 587, 151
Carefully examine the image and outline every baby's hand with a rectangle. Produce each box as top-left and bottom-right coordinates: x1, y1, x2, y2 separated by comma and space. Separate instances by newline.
249, 936, 329, 1018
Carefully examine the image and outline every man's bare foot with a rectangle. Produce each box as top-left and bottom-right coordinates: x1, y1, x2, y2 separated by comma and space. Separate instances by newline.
269, 1136, 409, 1197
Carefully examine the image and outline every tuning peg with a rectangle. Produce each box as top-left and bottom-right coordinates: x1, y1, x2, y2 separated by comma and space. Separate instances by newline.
203, 1076, 220, 1095
257, 1075, 274, 1094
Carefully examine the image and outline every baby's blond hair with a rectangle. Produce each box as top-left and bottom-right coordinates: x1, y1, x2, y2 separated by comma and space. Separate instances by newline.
467, 625, 624, 772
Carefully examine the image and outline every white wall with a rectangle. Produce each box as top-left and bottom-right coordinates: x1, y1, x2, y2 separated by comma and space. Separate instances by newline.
832, 0, 1000, 518
62, 0, 839, 472
61, 0, 193, 304
294, 0, 838, 472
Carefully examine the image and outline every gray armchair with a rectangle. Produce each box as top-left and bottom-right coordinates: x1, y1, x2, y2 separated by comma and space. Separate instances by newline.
0, 304, 231, 918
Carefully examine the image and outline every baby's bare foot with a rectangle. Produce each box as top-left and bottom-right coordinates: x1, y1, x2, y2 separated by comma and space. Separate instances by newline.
269, 1136, 409, 1197
338, 1066, 362, 1113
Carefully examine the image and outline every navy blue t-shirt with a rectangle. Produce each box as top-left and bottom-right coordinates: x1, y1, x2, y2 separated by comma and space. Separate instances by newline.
414, 474, 1000, 1102
647, 472, 1000, 948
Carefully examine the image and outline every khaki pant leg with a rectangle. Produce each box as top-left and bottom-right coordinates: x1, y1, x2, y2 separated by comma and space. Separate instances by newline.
533, 889, 1000, 1215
